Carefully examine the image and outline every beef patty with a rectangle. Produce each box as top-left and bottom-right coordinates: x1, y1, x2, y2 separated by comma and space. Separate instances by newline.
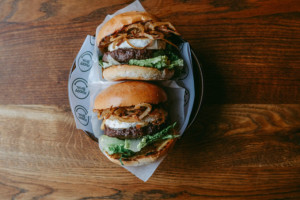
102, 48, 154, 63
104, 123, 165, 139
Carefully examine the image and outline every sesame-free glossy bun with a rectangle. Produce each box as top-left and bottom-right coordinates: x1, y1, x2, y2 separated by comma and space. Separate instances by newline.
94, 81, 167, 110
103, 65, 174, 81
97, 11, 158, 47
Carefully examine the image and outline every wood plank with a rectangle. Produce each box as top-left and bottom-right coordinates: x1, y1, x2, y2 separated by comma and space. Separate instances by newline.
0, 104, 300, 199
0, 0, 299, 104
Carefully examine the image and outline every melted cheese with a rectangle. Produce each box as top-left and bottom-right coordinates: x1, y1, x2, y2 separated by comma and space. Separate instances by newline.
105, 119, 138, 129
108, 39, 166, 51
105, 116, 157, 129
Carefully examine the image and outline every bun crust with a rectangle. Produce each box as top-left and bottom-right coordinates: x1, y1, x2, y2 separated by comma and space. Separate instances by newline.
94, 81, 167, 110
104, 138, 176, 166
103, 65, 174, 81
97, 11, 158, 47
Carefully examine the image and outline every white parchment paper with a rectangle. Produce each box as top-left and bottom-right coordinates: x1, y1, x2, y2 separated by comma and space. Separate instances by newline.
69, 0, 195, 182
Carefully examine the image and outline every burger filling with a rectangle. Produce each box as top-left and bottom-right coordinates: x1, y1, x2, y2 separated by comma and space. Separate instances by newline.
99, 123, 176, 156
95, 103, 178, 162
104, 123, 165, 139
108, 38, 166, 51
98, 21, 184, 74
102, 48, 154, 63
101, 45, 184, 71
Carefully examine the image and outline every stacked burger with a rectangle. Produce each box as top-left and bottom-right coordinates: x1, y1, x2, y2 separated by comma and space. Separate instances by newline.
94, 11, 182, 166
96, 11, 184, 81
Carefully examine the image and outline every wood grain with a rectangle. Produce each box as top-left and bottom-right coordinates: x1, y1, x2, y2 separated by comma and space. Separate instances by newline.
0, 0, 300, 199
1, 104, 300, 199
0, 0, 299, 104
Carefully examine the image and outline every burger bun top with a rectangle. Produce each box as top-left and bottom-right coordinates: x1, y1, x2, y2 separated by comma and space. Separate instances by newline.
97, 11, 158, 47
94, 81, 167, 110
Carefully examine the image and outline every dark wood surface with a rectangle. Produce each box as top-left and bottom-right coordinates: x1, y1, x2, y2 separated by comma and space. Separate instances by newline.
0, 0, 299, 104
0, 0, 300, 199
1, 104, 300, 199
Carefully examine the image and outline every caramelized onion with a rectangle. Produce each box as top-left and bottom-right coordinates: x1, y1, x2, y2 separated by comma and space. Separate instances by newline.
149, 31, 164, 39
114, 115, 139, 123
101, 119, 106, 130
95, 106, 168, 129
97, 107, 116, 120
144, 21, 152, 30
114, 108, 125, 116
158, 27, 180, 35
99, 21, 179, 48
110, 34, 126, 49
125, 23, 145, 34
148, 108, 168, 125
134, 103, 152, 119
110, 33, 126, 42
142, 32, 154, 40
152, 22, 176, 31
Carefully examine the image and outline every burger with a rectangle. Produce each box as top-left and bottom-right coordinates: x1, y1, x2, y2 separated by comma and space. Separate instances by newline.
93, 81, 178, 166
96, 11, 184, 81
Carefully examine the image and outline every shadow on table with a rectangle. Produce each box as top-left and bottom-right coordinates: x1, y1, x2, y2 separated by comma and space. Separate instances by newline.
157, 50, 239, 173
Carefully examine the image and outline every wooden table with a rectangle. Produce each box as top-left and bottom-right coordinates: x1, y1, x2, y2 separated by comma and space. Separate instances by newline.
1, 0, 299, 199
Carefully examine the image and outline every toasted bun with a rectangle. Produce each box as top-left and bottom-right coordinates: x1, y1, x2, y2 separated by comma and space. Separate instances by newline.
103, 65, 174, 81
94, 81, 167, 110
104, 138, 176, 166
97, 11, 158, 47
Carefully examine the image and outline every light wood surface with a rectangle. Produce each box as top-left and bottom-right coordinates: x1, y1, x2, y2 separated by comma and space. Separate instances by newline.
0, 0, 300, 199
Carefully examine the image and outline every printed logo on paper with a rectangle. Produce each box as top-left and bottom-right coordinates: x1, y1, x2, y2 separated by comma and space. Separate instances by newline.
72, 78, 89, 99
74, 105, 89, 126
90, 36, 95, 46
78, 51, 93, 72
184, 88, 190, 106
178, 64, 189, 80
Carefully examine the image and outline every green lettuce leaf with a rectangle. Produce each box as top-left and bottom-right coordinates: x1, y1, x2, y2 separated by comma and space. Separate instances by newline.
107, 144, 134, 157
99, 55, 121, 68
99, 122, 178, 156
137, 122, 178, 149
99, 44, 184, 71
128, 55, 170, 69
153, 49, 180, 61
155, 48, 184, 70
128, 54, 184, 70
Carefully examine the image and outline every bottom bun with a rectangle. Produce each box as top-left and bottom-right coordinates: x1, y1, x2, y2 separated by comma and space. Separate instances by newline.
103, 138, 176, 166
103, 65, 174, 81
